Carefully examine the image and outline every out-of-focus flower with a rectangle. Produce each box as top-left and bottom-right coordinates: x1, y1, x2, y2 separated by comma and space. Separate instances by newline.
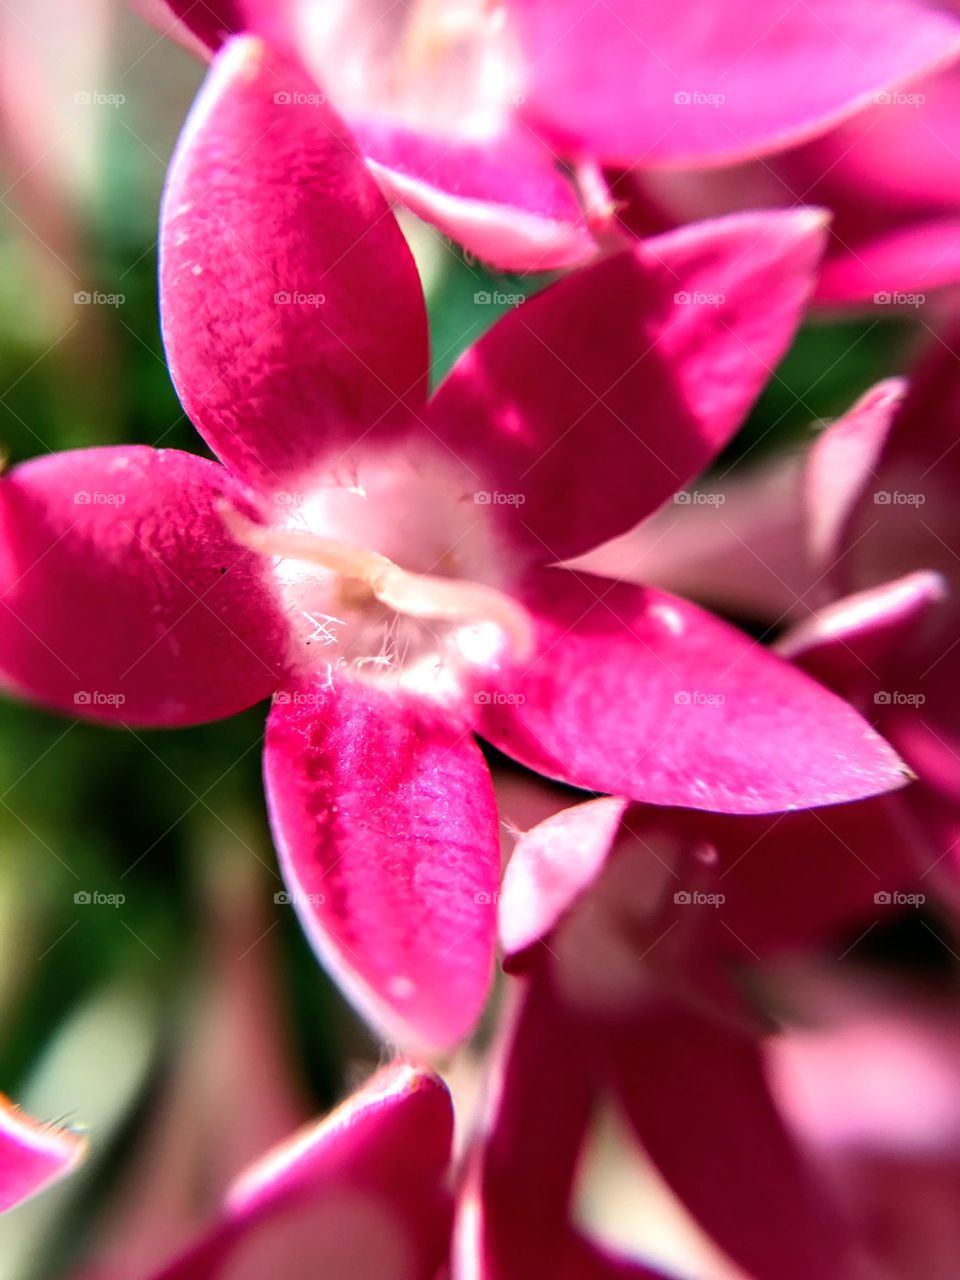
466, 793, 913, 1280
620, 60, 960, 307
0, 36, 908, 1053
136, 0, 960, 271
0, 1094, 85, 1212
770, 970, 960, 1280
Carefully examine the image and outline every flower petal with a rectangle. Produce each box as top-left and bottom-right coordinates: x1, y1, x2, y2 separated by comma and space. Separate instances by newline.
263, 676, 500, 1051
607, 1006, 852, 1280
431, 211, 826, 564
511, 0, 960, 166
499, 796, 629, 960
777, 571, 949, 700
0, 1096, 85, 1213
0, 447, 286, 726
356, 119, 596, 273
479, 569, 909, 813
160, 35, 429, 495
151, 1062, 452, 1279
805, 379, 905, 581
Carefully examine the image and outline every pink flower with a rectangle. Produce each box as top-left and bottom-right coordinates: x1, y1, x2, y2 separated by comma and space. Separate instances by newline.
0, 36, 907, 1052
137, 0, 960, 272
618, 62, 960, 306
0, 1094, 85, 1213
463, 795, 875, 1280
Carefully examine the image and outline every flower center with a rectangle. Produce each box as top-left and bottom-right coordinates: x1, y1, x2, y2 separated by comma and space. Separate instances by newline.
222, 505, 532, 702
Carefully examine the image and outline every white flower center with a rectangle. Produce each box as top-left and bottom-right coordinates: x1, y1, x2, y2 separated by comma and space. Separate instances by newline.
224, 448, 532, 704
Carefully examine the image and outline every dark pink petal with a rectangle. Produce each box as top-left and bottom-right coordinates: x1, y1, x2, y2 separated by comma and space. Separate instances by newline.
455, 982, 597, 1280
805, 379, 905, 582
817, 217, 960, 304
263, 676, 500, 1051
0, 447, 286, 726
480, 569, 909, 813
133, 0, 290, 56
151, 1062, 452, 1280
0, 1095, 85, 1213
431, 211, 826, 564
685, 799, 923, 959
355, 118, 596, 272
607, 1006, 853, 1280
510, 0, 960, 166
777, 572, 948, 700
160, 36, 429, 495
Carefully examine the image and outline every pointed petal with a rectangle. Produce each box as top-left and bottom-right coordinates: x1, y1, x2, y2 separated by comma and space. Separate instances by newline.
357, 119, 596, 272
479, 569, 909, 813
0, 1096, 85, 1213
499, 797, 629, 960
152, 1063, 453, 1280
817, 217, 960, 304
805, 379, 905, 580
607, 1007, 852, 1280
160, 36, 429, 495
0, 447, 286, 726
777, 571, 949, 700
263, 677, 500, 1051
431, 211, 826, 564
511, 0, 960, 165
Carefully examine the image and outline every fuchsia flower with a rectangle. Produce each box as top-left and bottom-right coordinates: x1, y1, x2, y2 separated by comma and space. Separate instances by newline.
620, 58, 960, 307
770, 971, 960, 1280
139, 0, 960, 272
462, 796, 875, 1280
0, 1094, 85, 1213
0, 37, 909, 1053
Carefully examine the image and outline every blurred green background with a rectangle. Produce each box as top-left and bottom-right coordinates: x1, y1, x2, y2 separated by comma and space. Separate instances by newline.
0, 4, 924, 1276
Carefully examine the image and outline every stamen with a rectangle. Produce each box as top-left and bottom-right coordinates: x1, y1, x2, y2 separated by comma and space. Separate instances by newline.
222, 506, 534, 660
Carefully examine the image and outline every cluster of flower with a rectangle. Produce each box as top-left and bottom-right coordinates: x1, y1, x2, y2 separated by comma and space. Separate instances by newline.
4, 0, 960, 1276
